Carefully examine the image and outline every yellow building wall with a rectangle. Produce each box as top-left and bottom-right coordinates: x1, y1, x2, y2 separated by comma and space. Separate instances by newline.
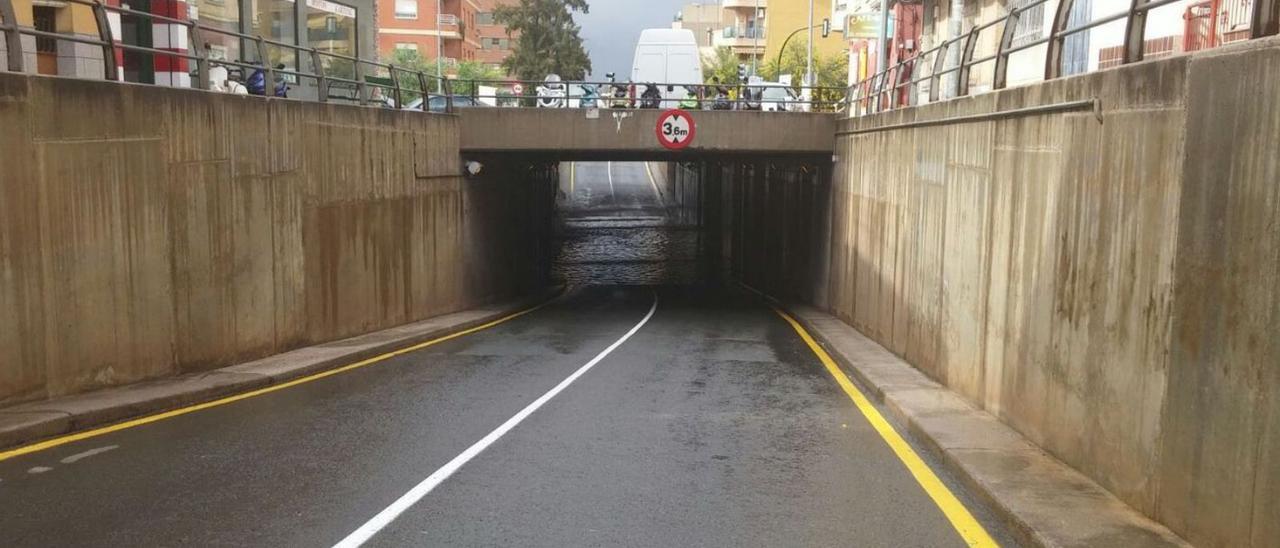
9, 0, 33, 25
764, 0, 846, 63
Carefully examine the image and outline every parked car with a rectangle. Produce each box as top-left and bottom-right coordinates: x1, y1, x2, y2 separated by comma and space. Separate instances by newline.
403, 95, 485, 112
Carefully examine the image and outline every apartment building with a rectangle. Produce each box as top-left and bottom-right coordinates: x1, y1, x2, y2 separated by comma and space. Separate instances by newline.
377, 0, 516, 71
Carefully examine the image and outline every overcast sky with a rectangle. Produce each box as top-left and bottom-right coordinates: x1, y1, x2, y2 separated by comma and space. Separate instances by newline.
576, 0, 691, 80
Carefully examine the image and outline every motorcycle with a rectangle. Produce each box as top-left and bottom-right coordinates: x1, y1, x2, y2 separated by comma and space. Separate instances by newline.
536, 74, 567, 108
741, 85, 763, 111
711, 87, 731, 110
678, 87, 700, 110
639, 84, 662, 109
605, 72, 631, 109
579, 83, 600, 109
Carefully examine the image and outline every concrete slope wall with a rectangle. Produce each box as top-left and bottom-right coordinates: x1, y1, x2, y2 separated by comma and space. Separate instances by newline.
0, 73, 554, 406
741, 38, 1279, 547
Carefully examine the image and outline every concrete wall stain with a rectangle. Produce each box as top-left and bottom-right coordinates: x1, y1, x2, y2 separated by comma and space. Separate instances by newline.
0, 73, 554, 408
737, 37, 1280, 548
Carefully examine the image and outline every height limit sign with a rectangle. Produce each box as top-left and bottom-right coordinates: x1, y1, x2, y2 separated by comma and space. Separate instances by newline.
656, 109, 696, 151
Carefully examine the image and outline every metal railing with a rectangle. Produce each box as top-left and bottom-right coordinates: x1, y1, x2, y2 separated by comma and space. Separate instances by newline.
847, 0, 1280, 117
0, 0, 452, 111
452, 78, 850, 112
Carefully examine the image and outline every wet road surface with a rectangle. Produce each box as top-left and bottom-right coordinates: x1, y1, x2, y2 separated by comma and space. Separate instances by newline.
553, 162, 704, 286
0, 287, 1012, 547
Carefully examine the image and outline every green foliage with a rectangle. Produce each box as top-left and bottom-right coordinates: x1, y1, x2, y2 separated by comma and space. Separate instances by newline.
759, 38, 849, 111
495, 0, 592, 81
701, 47, 741, 85
386, 49, 506, 101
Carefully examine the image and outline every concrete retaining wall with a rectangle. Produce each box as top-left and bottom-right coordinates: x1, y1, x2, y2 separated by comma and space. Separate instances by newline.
741, 38, 1279, 547
0, 73, 554, 406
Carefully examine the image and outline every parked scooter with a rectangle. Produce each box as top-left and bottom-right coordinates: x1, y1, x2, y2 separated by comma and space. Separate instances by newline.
606, 72, 631, 109
639, 84, 662, 109
679, 87, 700, 110
579, 83, 600, 109
536, 74, 568, 108
208, 64, 248, 94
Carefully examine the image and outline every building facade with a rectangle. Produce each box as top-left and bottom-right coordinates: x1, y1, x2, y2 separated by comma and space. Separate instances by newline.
1, 0, 376, 92
672, 2, 727, 61
763, 0, 845, 63
376, 0, 515, 71
713, 0, 767, 63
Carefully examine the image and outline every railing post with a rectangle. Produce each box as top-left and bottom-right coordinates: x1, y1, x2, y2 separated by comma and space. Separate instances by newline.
255, 35, 274, 95
355, 60, 366, 105
928, 40, 949, 103
442, 76, 454, 113
1254, 0, 1280, 38
0, 0, 24, 72
1122, 0, 1152, 64
415, 70, 428, 108
91, 0, 118, 80
1044, 0, 1077, 80
956, 27, 980, 97
189, 23, 209, 90
389, 63, 402, 108
992, 7, 1022, 90
310, 49, 327, 102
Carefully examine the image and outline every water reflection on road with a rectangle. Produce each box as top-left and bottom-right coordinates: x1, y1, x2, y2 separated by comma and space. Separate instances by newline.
552, 162, 705, 286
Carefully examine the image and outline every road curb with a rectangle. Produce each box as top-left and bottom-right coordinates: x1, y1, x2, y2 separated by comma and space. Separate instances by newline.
0, 287, 563, 453
778, 303, 1191, 548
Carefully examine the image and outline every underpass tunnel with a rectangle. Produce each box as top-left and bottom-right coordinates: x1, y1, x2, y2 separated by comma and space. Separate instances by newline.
469, 154, 833, 292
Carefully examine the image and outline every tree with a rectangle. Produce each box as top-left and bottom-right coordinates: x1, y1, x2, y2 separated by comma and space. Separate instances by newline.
702, 47, 741, 85
386, 49, 505, 101
760, 39, 849, 111
495, 0, 592, 81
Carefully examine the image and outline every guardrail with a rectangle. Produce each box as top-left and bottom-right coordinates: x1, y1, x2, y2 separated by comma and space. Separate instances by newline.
848, 0, 1279, 117
453, 79, 850, 112
0, 0, 453, 111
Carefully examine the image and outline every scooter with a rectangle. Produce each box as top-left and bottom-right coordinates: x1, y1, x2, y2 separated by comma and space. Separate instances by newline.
678, 87, 700, 110
536, 74, 567, 108
605, 72, 631, 109
711, 88, 731, 110
579, 83, 600, 109
639, 84, 662, 109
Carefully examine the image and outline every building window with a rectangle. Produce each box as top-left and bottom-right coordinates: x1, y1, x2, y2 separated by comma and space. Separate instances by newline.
1011, 0, 1044, 48
395, 0, 417, 19
33, 6, 57, 53
476, 12, 494, 25
308, 0, 357, 78
395, 42, 418, 51
191, 0, 242, 62
252, 0, 298, 69
483, 37, 509, 50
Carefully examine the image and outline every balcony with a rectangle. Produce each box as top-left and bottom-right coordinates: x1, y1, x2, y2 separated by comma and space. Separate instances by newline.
722, 0, 766, 8
713, 26, 766, 50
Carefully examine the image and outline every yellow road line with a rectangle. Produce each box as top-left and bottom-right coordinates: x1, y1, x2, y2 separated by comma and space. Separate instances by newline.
773, 307, 999, 548
0, 296, 560, 463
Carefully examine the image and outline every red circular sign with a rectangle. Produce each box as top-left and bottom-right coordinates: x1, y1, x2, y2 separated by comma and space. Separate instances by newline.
655, 109, 697, 150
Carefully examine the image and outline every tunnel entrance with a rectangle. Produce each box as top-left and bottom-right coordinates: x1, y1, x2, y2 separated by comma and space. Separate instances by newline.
551, 162, 712, 286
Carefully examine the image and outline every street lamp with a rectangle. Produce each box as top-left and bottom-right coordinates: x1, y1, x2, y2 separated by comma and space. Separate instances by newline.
436, 0, 444, 94
752, 0, 761, 76
806, 0, 814, 87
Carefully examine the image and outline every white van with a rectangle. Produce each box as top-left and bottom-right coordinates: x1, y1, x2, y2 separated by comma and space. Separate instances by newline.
631, 29, 703, 108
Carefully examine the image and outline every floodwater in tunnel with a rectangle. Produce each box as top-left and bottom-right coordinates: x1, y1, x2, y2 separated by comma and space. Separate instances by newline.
552, 161, 710, 286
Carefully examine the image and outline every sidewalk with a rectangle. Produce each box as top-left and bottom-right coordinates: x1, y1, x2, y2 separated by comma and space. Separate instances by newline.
785, 304, 1191, 548
0, 288, 561, 451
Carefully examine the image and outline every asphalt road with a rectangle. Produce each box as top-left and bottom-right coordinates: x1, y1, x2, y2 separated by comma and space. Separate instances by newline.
0, 287, 1014, 547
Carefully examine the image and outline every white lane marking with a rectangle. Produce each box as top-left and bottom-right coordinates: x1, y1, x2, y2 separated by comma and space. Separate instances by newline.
332, 294, 660, 548
60, 445, 119, 464
27, 466, 53, 474
607, 161, 616, 204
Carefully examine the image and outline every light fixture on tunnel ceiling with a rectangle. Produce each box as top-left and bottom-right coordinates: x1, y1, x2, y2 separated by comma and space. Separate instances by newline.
465, 161, 484, 177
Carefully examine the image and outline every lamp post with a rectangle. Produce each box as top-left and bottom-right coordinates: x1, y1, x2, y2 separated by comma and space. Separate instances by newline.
436, 0, 444, 94
752, 0, 761, 76
806, 0, 814, 86
876, 0, 889, 75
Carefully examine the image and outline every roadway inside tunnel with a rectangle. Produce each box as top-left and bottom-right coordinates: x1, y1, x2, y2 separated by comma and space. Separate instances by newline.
552, 162, 710, 287
0, 161, 1020, 547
